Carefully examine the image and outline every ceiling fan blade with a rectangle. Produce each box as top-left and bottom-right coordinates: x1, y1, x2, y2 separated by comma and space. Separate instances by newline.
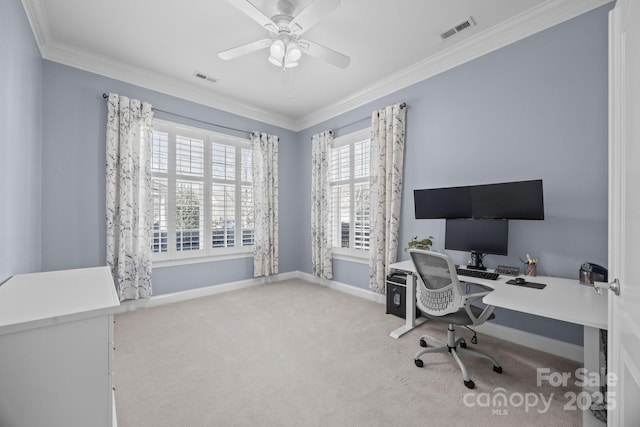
218, 39, 272, 60
288, 0, 340, 35
225, 0, 279, 33
299, 39, 350, 69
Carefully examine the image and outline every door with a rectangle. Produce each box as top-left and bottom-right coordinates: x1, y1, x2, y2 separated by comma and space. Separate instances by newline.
608, 0, 640, 425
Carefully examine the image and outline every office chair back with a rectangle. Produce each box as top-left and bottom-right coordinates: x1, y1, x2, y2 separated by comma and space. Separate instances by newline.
409, 250, 463, 317
409, 249, 502, 389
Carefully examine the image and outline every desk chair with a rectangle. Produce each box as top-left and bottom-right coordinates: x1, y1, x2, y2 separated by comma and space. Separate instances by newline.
409, 249, 502, 389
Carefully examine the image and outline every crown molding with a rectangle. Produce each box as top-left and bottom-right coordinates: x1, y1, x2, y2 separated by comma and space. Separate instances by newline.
20, 0, 49, 55
21, 0, 297, 130
40, 41, 299, 130
294, 0, 613, 131
22, 0, 612, 132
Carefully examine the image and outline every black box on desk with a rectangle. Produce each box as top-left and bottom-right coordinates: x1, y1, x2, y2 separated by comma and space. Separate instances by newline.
386, 272, 421, 319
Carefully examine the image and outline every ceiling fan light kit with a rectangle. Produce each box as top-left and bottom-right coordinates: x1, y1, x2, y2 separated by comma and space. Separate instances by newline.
220, 0, 350, 70
268, 35, 302, 68
286, 41, 301, 62
270, 39, 285, 58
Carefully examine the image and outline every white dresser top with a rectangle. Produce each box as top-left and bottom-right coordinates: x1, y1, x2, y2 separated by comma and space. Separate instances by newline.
0, 266, 120, 335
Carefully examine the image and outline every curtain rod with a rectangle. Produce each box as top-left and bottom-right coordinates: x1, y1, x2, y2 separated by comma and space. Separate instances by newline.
332, 102, 406, 134
103, 93, 405, 136
102, 93, 251, 136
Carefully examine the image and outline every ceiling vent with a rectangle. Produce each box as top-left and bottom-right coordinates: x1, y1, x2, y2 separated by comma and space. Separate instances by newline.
194, 71, 216, 83
440, 16, 476, 40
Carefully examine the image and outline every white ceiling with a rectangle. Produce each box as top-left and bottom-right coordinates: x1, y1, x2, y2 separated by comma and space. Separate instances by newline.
22, 0, 610, 130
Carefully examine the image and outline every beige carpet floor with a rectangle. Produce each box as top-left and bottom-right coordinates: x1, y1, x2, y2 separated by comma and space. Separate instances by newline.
114, 279, 583, 427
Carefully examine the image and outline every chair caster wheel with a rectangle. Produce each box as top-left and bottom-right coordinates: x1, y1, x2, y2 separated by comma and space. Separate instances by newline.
493, 366, 503, 374
464, 380, 475, 389
419, 339, 427, 347
414, 359, 424, 368
460, 340, 467, 349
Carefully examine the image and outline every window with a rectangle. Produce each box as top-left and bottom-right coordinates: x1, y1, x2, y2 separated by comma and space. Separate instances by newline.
330, 128, 371, 257
151, 120, 253, 263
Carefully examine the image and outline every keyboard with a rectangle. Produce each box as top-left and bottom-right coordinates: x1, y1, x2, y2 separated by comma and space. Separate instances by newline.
456, 267, 499, 280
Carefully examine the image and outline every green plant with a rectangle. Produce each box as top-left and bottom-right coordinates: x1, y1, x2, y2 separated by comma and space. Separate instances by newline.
404, 236, 434, 252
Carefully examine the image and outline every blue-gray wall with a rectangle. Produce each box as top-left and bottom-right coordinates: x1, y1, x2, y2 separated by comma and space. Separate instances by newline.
0, 0, 43, 284
41, 61, 299, 295
3, 0, 611, 346
297, 5, 611, 345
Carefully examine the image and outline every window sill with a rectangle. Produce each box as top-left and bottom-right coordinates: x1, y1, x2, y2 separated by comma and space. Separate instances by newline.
332, 248, 369, 265
153, 249, 253, 268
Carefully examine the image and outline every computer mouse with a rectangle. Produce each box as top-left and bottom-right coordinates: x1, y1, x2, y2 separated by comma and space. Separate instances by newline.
515, 277, 526, 285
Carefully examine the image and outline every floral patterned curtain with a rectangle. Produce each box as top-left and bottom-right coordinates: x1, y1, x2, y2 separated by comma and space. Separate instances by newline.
311, 130, 333, 279
251, 132, 279, 277
369, 103, 406, 293
105, 93, 154, 301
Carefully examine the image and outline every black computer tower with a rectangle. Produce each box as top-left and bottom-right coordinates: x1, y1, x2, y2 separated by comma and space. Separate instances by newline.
386, 272, 420, 319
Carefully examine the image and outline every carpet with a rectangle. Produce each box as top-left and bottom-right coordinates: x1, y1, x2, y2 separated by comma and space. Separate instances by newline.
114, 279, 583, 426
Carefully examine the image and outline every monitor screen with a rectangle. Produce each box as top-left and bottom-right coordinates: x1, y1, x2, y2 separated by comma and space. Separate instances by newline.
444, 219, 509, 256
414, 186, 471, 219
471, 179, 544, 220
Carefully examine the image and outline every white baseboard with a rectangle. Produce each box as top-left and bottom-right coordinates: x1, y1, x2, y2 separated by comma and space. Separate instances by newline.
115, 270, 582, 362
116, 271, 299, 313
295, 271, 386, 304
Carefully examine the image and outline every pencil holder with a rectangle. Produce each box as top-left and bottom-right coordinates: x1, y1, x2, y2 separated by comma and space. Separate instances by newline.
524, 263, 537, 276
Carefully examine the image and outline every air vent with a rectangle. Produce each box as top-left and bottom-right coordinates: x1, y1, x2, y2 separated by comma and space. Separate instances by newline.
441, 28, 456, 39
440, 16, 475, 40
194, 71, 216, 83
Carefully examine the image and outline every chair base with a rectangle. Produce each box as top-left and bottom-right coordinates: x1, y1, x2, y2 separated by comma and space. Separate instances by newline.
414, 324, 502, 389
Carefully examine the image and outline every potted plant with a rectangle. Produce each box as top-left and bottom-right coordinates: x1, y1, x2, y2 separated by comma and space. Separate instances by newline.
404, 236, 434, 252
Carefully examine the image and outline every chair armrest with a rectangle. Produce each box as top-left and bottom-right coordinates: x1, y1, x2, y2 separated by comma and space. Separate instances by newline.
462, 291, 496, 325
462, 290, 491, 303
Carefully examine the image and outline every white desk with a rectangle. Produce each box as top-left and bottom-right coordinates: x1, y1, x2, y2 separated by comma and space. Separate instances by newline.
389, 260, 608, 426
388, 260, 607, 383
389, 259, 607, 334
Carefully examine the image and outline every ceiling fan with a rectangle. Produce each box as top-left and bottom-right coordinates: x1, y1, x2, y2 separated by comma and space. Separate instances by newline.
218, 0, 350, 69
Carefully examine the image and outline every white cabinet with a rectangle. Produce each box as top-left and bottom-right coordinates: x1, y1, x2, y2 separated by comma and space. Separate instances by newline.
0, 267, 120, 427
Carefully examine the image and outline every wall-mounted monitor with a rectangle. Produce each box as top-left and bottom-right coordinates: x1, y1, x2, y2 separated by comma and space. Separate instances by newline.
471, 179, 544, 220
413, 179, 544, 220
413, 186, 471, 219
